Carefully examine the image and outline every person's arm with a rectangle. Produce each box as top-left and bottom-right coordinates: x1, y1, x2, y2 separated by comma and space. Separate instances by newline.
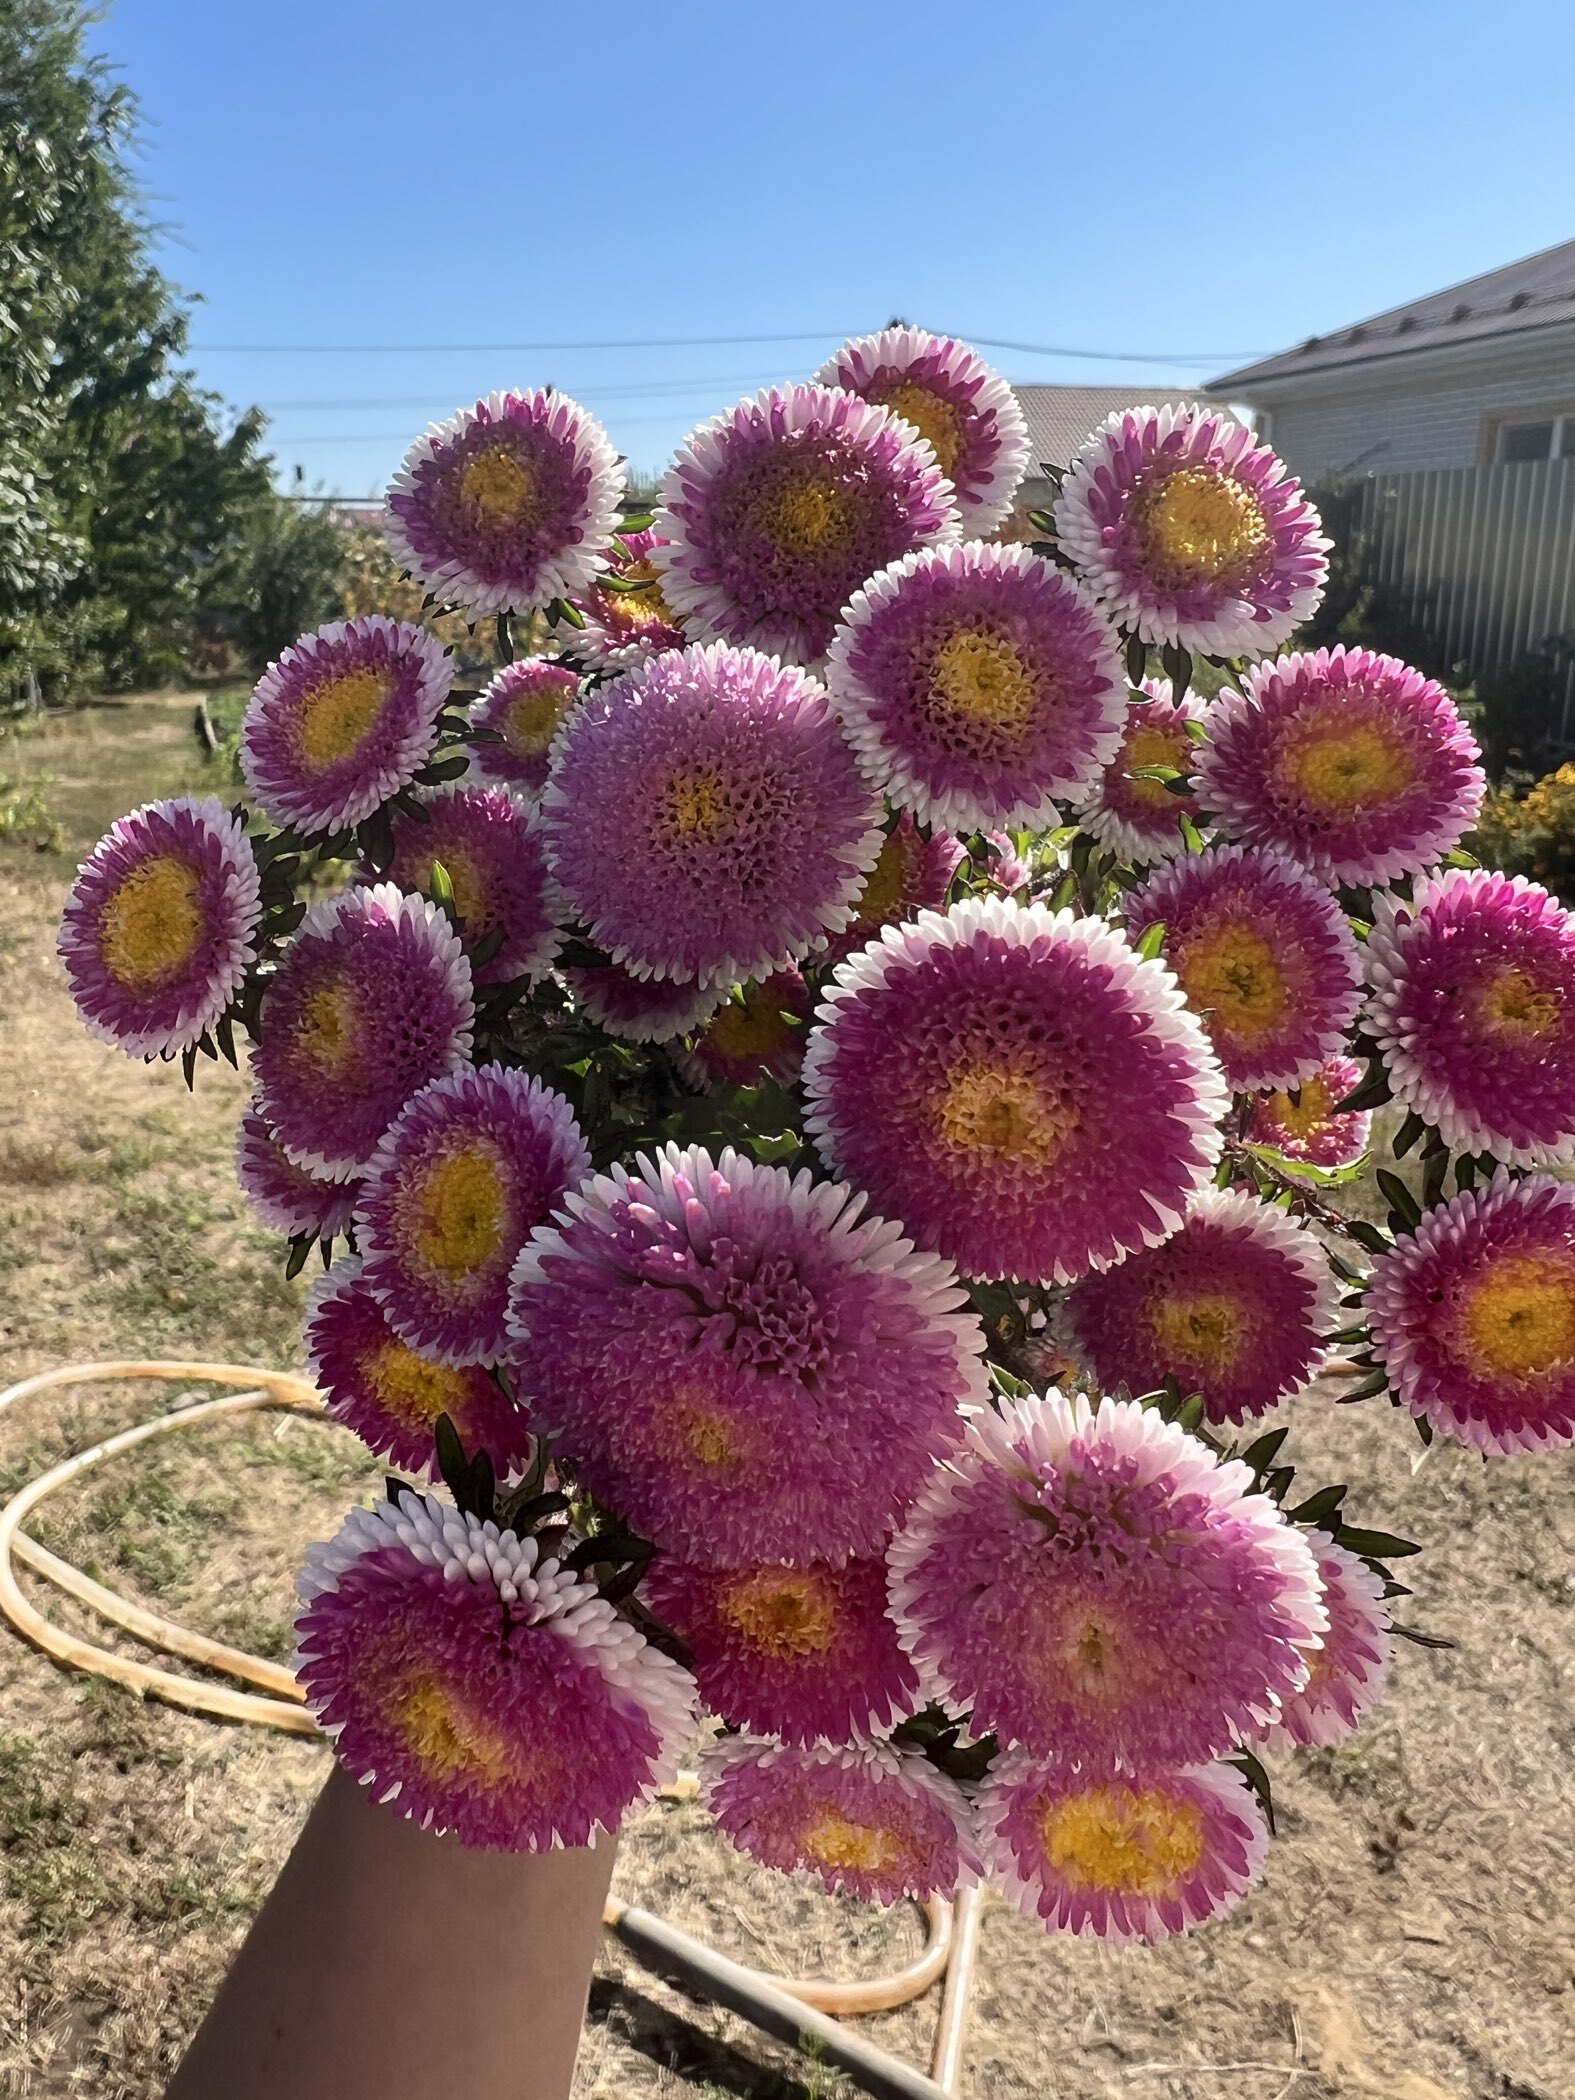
166, 1765, 615, 2100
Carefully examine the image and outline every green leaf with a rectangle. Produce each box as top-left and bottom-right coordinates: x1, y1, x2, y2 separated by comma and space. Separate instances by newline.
1287, 1482, 1347, 1526
1336, 1525, 1422, 1560
1124, 632, 1147, 687
618, 510, 656, 533
1126, 764, 1184, 784
1344, 1218, 1393, 1257
1394, 1623, 1455, 1649
1230, 1746, 1276, 1836
427, 857, 456, 911
548, 595, 587, 630
417, 754, 471, 783
284, 1234, 313, 1281
1238, 1426, 1289, 1476
1375, 1169, 1422, 1231
1391, 1110, 1426, 1158
1178, 811, 1205, 853
1454, 1154, 1477, 1193
1335, 1369, 1390, 1404
1335, 1064, 1393, 1114
1135, 920, 1167, 961
1422, 1145, 1450, 1211
433, 1414, 471, 1507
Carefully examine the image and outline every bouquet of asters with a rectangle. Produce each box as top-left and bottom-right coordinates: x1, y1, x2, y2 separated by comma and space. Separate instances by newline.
61, 328, 1562, 1948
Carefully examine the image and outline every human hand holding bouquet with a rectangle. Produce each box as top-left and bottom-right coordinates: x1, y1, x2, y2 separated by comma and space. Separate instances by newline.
60, 330, 1571, 2089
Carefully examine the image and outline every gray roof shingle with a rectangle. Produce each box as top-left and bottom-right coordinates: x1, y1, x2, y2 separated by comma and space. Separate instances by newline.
1211, 237, 1575, 392
1011, 384, 1221, 476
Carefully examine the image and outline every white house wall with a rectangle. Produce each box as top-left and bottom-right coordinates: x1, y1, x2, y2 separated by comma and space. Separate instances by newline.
1245, 324, 1575, 484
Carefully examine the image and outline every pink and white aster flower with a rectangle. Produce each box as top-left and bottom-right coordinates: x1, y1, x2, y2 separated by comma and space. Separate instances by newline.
814, 327, 1032, 537
59, 797, 260, 1061
1366, 869, 1575, 1167
562, 958, 730, 1044
1077, 677, 1209, 864
296, 1488, 698, 1849
978, 1753, 1268, 1944
385, 390, 624, 618
252, 884, 474, 1182
700, 1735, 979, 1904
824, 542, 1126, 833
888, 1390, 1326, 1769
645, 1551, 920, 1744
1065, 1188, 1338, 1425
1196, 647, 1484, 888
828, 813, 966, 960
654, 383, 960, 664
675, 970, 811, 1091
1246, 1054, 1372, 1172
1254, 1533, 1392, 1752
240, 618, 452, 836
356, 1064, 589, 1368
379, 784, 561, 988
466, 658, 581, 798
506, 1144, 988, 1568
542, 641, 884, 990
235, 1102, 359, 1243
1125, 844, 1364, 1092
304, 1256, 533, 1477
1366, 1169, 1575, 1454
571, 525, 686, 671
802, 898, 1228, 1285
1054, 403, 1328, 658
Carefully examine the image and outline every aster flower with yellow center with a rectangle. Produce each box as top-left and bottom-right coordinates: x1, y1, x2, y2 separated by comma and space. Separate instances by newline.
379, 784, 561, 988
803, 897, 1228, 1285
1125, 844, 1364, 1092
1078, 677, 1210, 863
825, 542, 1127, 833
1366, 1170, 1575, 1454
542, 640, 884, 990
1065, 1188, 1338, 1425
507, 1144, 988, 1567
561, 958, 731, 1044
356, 1063, 589, 1367
305, 1256, 533, 1475
59, 796, 261, 1061
572, 525, 686, 671
385, 390, 625, 618
235, 1102, 359, 1243
1366, 869, 1575, 1167
252, 884, 474, 1181
700, 1736, 979, 1905
888, 1390, 1326, 1769
1054, 404, 1328, 657
828, 812, 967, 959
1247, 1053, 1372, 1172
978, 1753, 1268, 1943
1197, 646, 1484, 887
466, 657, 581, 798
675, 969, 811, 1091
654, 383, 960, 664
296, 1489, 698, 1848
1253, 1533, 1392, 1752
240, 617, 453, 835
814, 328, 1032, 537
645, 1551, 919, 1744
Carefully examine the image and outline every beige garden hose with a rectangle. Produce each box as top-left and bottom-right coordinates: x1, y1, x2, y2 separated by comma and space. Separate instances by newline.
0, 1360, 978, 2093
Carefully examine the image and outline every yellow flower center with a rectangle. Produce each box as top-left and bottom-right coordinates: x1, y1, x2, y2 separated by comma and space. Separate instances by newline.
1132, 467, 1271, 590
1178, 923, 1288, 1042
1475, 965, 1563, 1039
1147, 1287, 1248, 1378
800, 1810, 914, 1878
503, 685, 574, 758
603, 557, 674, 627
1461, 1253, 1575, 1380
656, 767, 735, 845
717, 1569, 839, 1659
930, 628, 1038, 735
98, 855, 204, 989
654, 1390, 747, 1472
363, 1339, 474, 1429
296, 977, 359, 1079
704, 988, 793, 1065
409, 1144, 508, 1277
1041, 1783, 1206, 1896
1276, 719, 1415, 814
874, 381, 964, 475
1123, 721, 1191, 809
297, 666, 394, 771
939, 1060, 1075, 1166
1264, 1073, 1334, 1140
851, 832, 911, 928
393, 1673, 521, 1788
460, 446, 536, 522
762, 472, 855, 553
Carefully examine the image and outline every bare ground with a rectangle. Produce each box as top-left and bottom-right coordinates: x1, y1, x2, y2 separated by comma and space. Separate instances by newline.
0, 699, 1572, 2100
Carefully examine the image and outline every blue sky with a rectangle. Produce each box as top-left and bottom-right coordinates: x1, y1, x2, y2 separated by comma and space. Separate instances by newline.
99, 0, 1575, 496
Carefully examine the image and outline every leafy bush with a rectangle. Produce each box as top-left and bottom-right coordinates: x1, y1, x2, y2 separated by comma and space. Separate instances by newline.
1471, 759, 1575, 900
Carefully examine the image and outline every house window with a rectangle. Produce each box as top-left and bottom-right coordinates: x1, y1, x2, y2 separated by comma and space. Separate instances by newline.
1496, 413, 1575, 462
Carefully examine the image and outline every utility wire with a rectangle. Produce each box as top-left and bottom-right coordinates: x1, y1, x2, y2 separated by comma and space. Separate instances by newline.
196, 329, 1258, 363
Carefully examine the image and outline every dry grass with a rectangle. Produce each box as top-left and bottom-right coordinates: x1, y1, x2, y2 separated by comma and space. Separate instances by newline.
1, 699, 1573, 2098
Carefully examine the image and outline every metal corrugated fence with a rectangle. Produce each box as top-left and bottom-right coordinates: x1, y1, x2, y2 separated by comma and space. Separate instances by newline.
1351, 458, 1575, 728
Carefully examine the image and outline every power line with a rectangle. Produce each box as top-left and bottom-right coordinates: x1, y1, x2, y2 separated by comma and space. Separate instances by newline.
255, 371, 796, 413
195, 329, 1260, 364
